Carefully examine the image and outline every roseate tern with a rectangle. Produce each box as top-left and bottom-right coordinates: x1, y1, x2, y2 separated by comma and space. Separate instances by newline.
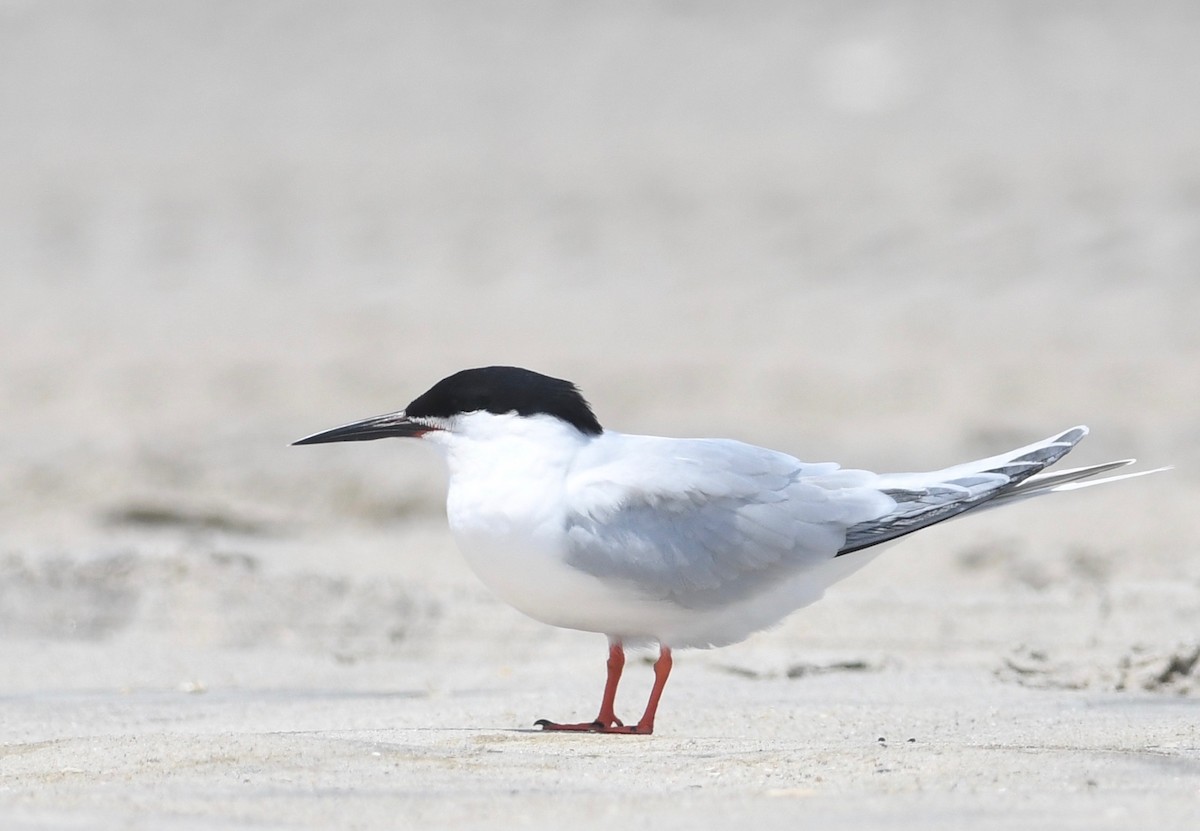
294, 366, 1164, 734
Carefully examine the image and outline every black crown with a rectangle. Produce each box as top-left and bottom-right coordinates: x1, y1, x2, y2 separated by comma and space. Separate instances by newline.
405, 366, 603, 436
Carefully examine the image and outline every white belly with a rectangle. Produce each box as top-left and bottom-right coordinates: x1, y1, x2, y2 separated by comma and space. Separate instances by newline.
448, 503, 891, 649
448, 518, 652, 635
439, 437, 889, 648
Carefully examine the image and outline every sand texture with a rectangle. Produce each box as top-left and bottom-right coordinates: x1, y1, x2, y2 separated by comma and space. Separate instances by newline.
1, 2, 1198, 828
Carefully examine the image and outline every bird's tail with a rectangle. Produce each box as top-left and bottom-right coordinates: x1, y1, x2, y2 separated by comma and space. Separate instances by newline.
979, 457, 1169, 509
837, 426, 1168, 556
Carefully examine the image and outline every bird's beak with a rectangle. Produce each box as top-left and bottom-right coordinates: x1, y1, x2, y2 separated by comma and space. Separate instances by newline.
291, 412, 435, 445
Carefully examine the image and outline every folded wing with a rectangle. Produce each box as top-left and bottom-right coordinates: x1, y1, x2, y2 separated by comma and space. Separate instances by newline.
563, 436, 893, 610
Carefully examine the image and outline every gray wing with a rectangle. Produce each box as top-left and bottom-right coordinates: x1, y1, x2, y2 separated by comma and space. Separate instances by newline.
563, 437, 894, 610
838, 426, 1090, 555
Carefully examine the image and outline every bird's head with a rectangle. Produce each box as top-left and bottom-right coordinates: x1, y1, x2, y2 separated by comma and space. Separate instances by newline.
291, 366, 604, 447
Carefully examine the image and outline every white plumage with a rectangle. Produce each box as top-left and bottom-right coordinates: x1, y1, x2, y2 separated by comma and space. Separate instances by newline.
295, 366, 1165, 734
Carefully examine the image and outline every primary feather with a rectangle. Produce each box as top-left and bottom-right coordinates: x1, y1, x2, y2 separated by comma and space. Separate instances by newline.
838, 426, 1087, 554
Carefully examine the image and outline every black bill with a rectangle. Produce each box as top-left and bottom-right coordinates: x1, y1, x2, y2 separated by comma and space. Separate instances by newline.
292, 412, 434, 445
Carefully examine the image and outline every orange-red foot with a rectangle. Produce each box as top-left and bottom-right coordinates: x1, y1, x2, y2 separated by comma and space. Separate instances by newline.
590, 723, 653, 735
535, 718, 653, 735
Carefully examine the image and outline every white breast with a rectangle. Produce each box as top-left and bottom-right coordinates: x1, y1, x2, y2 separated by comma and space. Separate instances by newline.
432, 412, 652, 634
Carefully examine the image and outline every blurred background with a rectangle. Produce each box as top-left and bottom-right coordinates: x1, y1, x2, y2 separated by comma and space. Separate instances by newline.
0, 1, 1196, 653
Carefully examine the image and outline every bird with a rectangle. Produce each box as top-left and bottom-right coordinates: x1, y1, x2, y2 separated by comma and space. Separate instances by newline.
293, 365, 1165, 735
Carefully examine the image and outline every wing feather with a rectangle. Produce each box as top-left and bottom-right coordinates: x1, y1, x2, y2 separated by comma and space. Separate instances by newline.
564, 436, 893, 609
837, 426, 1090, 555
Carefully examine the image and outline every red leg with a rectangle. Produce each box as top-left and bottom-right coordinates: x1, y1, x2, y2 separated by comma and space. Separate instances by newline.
596, 641, 626, 726
602, 646, 672, 735
536, 644, 674, 736
636, 646, 672, 733
536, 640, 627, 731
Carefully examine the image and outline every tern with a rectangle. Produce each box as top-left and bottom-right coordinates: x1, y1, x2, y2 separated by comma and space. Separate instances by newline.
294, 366, 1163, 734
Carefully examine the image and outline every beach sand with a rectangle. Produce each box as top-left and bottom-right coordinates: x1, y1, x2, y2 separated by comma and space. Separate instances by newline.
1, 2, 1198, 828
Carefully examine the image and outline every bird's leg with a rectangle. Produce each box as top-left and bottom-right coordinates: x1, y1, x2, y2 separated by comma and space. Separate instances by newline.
535, 639, 627, 731
536, 644, 674, 736
600, 646, 672, 735
637, 645, 672, 733
595, 640, 626, 727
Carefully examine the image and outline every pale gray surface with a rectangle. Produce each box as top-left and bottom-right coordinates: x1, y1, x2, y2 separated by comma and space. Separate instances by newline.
2, 1, 1198, 829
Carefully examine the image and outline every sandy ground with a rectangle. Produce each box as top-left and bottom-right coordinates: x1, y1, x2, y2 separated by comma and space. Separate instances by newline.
2, 2, 1199, 828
